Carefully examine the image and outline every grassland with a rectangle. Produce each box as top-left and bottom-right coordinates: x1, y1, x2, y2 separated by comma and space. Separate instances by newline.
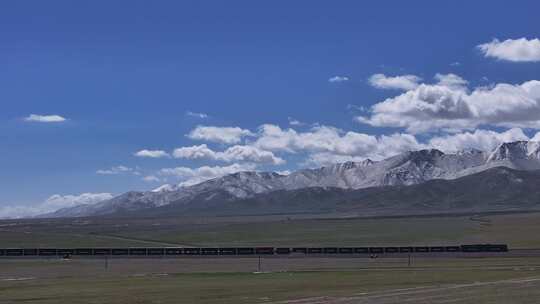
2, 257, 540, 303
1, 211, 540, 248
2, 212, 540, 303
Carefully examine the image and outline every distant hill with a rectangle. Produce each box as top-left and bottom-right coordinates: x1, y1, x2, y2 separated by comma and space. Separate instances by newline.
125, 167, 540, 217
46, 141, 540, 218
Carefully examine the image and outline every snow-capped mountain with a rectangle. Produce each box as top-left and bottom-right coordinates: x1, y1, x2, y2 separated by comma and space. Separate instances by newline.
48, 141, 540, 217
487, 141, 540, 167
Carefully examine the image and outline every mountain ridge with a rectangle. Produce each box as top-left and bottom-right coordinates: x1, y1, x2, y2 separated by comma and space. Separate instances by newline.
47, 140, 540, 218
139, 166, 540, 218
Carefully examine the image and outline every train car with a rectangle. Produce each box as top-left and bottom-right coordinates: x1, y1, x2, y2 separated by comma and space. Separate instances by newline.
165, 248, 183, 255
338, 248, 354, 254
255, 247, 274, 255
369, 247, 384, 254
323, 247, 338, 254
237, 247, 255, 255
384, 247, 399, 253
111, 248, 129, 255
307, 248, 323, 254
445, 246, 461, 252
275, 248, 291, 255
461, 244, 483, 252
201, 248, 219, 255
219, 248, 237, 255
75, 248, 93, 255
128, 248, 147, 255
23, 248, 38, 256
0, 248, 5, 256
399, 247, 414, 253
353, 247, 370, 254
183, 248, 201, 255
429, 246, 445, 252
58, 249, 75, 255
147, 248, 165, 255
291, 248, 307, 254
38, 248, 58, 256
461, 244, 508, 252
414, 246, 429, 253
93, 248, 111, 255
6, 248, 24, 256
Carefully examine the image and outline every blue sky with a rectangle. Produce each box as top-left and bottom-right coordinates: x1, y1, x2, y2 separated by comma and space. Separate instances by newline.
1, 0, 540, 217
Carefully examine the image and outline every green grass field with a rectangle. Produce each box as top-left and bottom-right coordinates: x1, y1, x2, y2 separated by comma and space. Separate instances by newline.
1, 212, 540, 248
2, 257, 540, 304
2, 212, 540, 303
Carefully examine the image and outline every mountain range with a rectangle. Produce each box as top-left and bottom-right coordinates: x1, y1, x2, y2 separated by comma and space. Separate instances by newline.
48, 141, 540, 218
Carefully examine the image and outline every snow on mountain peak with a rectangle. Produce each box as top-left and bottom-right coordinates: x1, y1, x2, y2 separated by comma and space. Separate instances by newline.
527, 141, 540, 158
50, 140, 540, 218
488, 141, 537, 162
151, 184, 178, 192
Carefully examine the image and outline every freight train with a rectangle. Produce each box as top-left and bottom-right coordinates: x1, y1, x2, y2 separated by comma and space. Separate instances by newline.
0, 244, 508, 257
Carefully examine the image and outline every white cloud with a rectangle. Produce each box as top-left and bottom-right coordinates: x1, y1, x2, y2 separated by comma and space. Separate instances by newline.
96, 165, 134, 175
134, 149, 170, 158
173, 144, 215, 159
220, 145, 285, 165
368, 74, 422, 91
0, 193, 113, 219
254, 124, 421, 165
223, 145, 284, 165
173, 144, 285, 165
434, 73, 468, 89
358, 77, 540, 133
24, 114, 66, 123
328, 76, 349, 83
158, 163, 257, 187
142, 175, 161, 182
450, 62, 461, 66
256, 125, 533, 166
288, 117, 305, 126
428, 128, 529, 153
187, 126, 255, 144
347, 104, 368, 113
478, 38, 540, 62
186, 111, 209, 119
